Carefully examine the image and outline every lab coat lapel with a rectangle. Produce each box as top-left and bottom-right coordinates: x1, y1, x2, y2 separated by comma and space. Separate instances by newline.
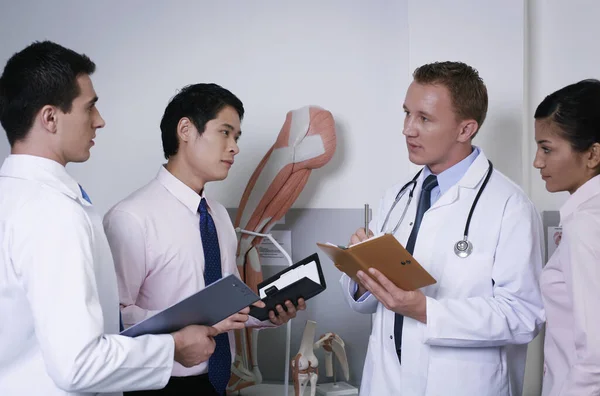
428, 152, 490, 211
456, 151, 491, 190
417, 152, 491, 298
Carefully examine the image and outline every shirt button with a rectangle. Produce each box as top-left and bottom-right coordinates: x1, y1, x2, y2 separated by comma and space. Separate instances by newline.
390, 335, 393, 339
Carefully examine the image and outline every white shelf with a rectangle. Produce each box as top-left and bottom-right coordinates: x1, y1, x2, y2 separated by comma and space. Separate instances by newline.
236, 382, 358, 396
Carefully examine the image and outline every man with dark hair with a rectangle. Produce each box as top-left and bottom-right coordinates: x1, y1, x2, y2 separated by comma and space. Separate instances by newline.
104, 83, 306, 395
0, 41, 224, 396
341, 61, 545, 395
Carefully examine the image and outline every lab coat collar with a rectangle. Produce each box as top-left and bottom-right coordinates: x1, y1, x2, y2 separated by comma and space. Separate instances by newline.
156, 165, 207, 214
559, 174, 600, 224
455, 150, 492, 189
422, 150, 491, 210
423, 146, 480, 196
0, 154, 90, 206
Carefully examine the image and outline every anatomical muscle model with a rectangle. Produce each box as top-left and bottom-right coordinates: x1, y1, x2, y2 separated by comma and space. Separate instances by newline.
227, 106, 337, 392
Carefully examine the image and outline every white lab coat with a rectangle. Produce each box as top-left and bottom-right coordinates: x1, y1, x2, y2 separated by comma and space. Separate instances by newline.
0, 155, 175, 396
341, 151, 545, 396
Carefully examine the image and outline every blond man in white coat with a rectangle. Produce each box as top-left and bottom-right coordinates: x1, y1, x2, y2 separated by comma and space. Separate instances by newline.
341, 62, 545, 395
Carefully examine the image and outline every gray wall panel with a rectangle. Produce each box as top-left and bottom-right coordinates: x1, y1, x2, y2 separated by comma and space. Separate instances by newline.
228, 208, 371, 387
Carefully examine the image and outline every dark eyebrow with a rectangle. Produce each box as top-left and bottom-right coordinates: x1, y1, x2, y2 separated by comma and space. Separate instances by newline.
537, 139, 552, 145
221, 123, 242, 137
87, 96, 98, 106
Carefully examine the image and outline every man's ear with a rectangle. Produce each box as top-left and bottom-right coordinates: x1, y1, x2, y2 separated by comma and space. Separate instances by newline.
40, 105, 58, 134
586, 142, 600, 171
177, 117, 193, 143
457, 119, 479, 143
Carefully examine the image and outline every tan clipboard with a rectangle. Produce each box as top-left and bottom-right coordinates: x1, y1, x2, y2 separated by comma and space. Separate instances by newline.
316, 234, 436, 291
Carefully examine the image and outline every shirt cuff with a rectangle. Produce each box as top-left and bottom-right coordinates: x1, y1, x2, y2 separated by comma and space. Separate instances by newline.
352, 282, 372, 302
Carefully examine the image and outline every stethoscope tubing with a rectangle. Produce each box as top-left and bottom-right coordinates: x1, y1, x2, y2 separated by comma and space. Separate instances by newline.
381, 160, 493, 254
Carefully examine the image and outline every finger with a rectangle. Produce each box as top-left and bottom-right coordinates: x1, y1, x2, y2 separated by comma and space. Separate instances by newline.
284, 301, 297, 317
269, 310, 281, 325
296, 298, 307, 311
231, 313, 249, 323
357, 271, 394, 308
349, 234, 361, 245
238, 306, 251, 314
275, 310, 290, 323
230, 321, 246, 330
368, 268, 402, 295
353, 276, 365, 288
228, 312, 248, 321
357, 227, 367, 239
275, 304, 289, 321
212, 320, 225, 332
358, 271, 386, 297
238, 313, 250, 322
252, 300, 266, 308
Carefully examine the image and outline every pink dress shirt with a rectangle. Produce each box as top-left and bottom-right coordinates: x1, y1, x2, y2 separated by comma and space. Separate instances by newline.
104, 166, 272, 377
541, 174, 600, 396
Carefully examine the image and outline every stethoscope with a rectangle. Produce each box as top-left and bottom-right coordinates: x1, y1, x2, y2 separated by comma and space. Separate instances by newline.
380, 160, 493, 258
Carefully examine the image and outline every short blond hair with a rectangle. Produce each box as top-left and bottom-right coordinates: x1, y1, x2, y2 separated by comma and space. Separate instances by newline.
413, 61, 488, 133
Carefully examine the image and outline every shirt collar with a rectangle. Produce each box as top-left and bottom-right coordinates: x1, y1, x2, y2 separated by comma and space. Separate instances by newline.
560, 174, 600, 224
156, 165, 206, 214
0, 154, 90, 205
423, 146, 480, 195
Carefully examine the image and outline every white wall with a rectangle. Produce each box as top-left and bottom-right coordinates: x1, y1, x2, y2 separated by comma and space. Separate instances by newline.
407, 0, 526, 185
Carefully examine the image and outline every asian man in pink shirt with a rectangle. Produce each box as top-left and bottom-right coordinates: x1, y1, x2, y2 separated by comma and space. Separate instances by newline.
104, 83, 306, 395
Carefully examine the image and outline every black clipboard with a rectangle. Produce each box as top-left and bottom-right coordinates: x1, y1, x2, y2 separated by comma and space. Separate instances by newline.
249, 253, 326, 321
120, 274, 260, 337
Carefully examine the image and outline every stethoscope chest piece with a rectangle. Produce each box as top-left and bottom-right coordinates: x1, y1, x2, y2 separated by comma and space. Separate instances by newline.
454, 238, 473, 258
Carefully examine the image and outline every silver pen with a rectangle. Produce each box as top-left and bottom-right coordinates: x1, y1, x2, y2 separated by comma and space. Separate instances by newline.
364, 203, 370, 236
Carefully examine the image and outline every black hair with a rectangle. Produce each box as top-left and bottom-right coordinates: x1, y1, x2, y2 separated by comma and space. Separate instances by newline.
0, 40, 96, 145
535, 79, 600, 152
160, 83, 244, 159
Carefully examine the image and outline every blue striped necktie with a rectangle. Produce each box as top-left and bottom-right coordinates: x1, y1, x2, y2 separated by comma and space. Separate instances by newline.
79, 184, 124, 333
199, 198, 231, 395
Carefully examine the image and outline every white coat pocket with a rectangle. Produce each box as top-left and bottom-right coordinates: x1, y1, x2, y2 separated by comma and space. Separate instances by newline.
435, 253, 495, 298
426, 346, 507, 396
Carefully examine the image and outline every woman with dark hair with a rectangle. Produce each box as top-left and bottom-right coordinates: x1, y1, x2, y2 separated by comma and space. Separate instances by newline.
534, 79, 600, 396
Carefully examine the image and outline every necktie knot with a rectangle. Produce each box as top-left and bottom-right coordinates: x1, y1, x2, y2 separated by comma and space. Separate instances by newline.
198, 197, 208, 214
422, 174, 438, 192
